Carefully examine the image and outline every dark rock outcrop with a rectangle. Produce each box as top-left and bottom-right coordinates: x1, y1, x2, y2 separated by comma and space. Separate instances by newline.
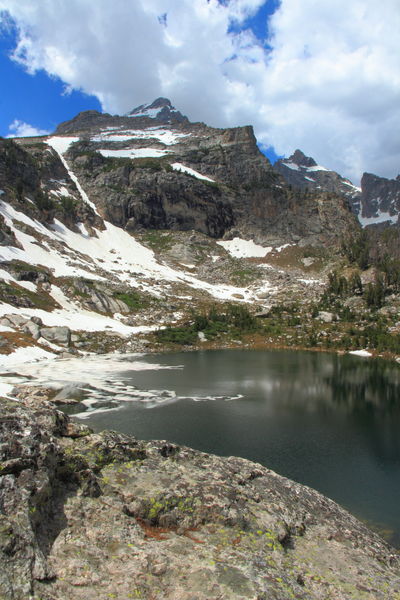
359, 172, 400, 223
1, 391, 399, 599
0, 138, 102, 232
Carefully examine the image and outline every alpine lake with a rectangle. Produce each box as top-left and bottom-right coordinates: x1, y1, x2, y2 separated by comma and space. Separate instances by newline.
64, 349, 400, 547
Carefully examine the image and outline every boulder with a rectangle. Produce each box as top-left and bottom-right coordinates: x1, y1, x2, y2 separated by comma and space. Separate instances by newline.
39, 326, 71, 347
317, 310, 335, 323
23, 320, 42, 339
3, 313, 29, 328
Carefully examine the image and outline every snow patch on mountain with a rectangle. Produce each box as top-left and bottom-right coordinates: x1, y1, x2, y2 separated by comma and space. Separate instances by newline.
217, 238, 272, 259
0, 199, 277, 340
306, 165, 330, 172
98, 148, 169, 159
283, 162, 300, 171
47, 137, 100, 214
128, 106, 163, 119
0, 346, 56, 370
358, 211, 398, 226
172, 163, 215, 182
92, 128, 187, 145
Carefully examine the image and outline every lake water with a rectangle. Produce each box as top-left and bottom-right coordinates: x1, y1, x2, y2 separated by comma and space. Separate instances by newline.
66, 349, 400, 547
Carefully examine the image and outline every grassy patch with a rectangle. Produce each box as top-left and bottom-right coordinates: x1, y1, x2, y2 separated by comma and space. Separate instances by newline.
131, 157, 173, 172
5, 261, 50, 276
113, 291, 149, 311
140, 230, 175, 252
101, 157, 132, 172
230, 266, 260, 286
0, 281, 57, 311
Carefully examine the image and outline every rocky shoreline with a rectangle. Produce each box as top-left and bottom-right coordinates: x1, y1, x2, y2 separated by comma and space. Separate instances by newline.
1, 387, 400, 599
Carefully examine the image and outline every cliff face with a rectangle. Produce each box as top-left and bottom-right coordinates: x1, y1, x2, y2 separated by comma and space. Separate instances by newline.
359, 172, 400, 225
0, 138, 102, 234
1, 390, 399, 600
50, 100, 358, 247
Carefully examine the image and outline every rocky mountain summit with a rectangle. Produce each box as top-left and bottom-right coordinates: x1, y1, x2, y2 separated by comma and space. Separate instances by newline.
126, 97, 189, 124
274, 149, 361, 213
1, 388, 399, 600
274, 150, 400, 228
50, 99, 358, 245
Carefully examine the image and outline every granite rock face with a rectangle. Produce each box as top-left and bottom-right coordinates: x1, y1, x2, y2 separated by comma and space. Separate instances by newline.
1, 99, 360, 249
275, 149, 400, 228
1, 391, 399, 600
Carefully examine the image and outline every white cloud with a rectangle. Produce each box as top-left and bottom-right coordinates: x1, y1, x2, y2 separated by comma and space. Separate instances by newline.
7, 119, 50, 137
0, 0, 399, 183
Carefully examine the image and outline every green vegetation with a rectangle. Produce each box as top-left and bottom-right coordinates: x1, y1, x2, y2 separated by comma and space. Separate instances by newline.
323, 263, 400, 310
101, 157, 132, 172
131, 157, 173, 172
342, 230, 370, 269
140, 230, 175, 252
230, 266, 260, 286
33, 189, 55, 211
114, 291, 149, 311
156, 304, 260, 345
0, 281, 56, 311
59, 195, 76, 214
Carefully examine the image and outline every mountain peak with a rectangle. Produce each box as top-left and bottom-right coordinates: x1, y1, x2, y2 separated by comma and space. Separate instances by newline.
126, 98, 188, 123
289, 149, 317, 168
148, 97, 173, 109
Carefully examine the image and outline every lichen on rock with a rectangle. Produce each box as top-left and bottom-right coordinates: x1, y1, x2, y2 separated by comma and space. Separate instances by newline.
0, 389, 399, 599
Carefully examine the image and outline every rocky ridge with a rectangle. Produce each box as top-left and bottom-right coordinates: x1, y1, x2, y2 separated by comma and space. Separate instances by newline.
274, 150, 362, 214
0, 388, 399, 600
274, 149, 400, 228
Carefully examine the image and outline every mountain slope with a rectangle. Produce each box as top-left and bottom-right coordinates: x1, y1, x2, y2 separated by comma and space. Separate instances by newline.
0, 99, 359, 356
51, 99, 358, 245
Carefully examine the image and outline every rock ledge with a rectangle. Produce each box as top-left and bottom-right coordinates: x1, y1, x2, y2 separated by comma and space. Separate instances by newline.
0, 390, 399, 599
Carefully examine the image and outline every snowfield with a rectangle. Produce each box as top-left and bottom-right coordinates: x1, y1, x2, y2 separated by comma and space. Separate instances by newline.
0, 199, 276, 340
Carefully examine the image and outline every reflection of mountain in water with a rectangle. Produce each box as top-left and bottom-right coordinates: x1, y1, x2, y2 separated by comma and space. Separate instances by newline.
323, 355, 400, 464
326, 355, 400, 411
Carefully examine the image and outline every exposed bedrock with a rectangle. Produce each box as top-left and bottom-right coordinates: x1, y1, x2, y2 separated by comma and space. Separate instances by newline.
0, 390, 399, 599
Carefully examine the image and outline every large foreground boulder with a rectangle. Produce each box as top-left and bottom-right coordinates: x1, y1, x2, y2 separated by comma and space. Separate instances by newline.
0, 391, 399, 599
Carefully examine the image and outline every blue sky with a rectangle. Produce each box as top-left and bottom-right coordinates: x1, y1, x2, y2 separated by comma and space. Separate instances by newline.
0, 21, 101, 137
0, 0, 398, 183
0, 1, 281, 162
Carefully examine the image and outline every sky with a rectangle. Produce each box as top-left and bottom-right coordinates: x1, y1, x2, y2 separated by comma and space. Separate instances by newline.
0, 0, 399, 184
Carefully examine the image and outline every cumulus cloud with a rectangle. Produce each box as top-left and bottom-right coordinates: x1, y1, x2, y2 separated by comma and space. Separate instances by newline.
0, 0, 399, 182
7, 119, 50, 137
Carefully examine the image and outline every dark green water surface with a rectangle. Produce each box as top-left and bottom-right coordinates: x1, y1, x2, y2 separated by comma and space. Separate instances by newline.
79, 349, 400, 546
